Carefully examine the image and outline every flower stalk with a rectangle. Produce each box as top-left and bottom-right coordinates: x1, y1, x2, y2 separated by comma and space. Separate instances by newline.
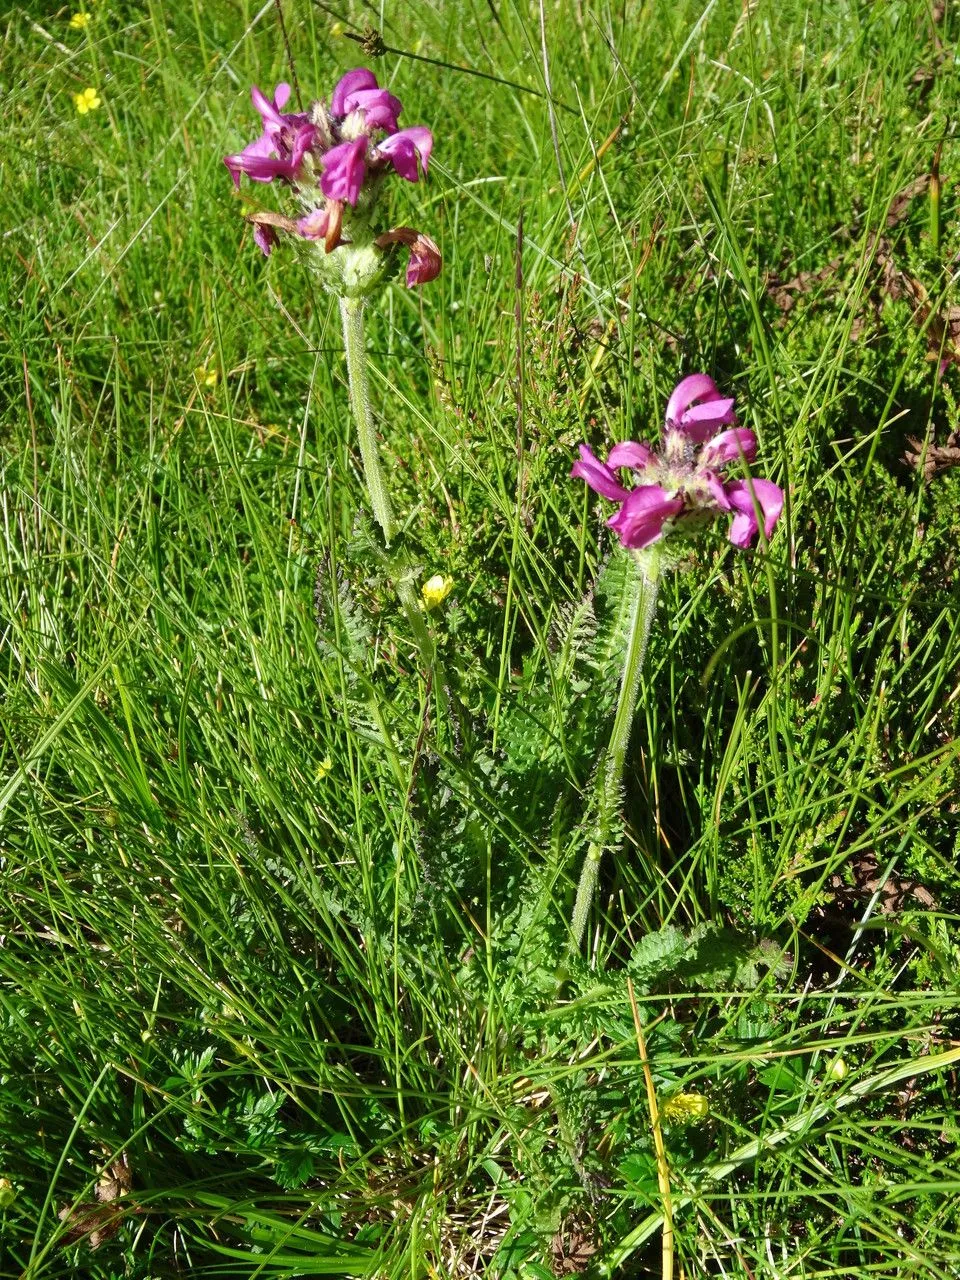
225, 70, 440, 287
338, 294, 446, 713
226, 67, 447, 705
339, 295, 396, 544
570, 547, 660, 952
567, 372, 783, 954
571, 373, 783, 552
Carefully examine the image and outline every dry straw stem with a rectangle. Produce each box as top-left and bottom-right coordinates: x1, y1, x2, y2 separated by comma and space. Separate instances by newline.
628, 978, 675, 1280
607, 1043, 960, 1272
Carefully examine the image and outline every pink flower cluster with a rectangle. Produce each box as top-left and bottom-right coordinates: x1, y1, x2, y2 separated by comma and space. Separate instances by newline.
224, 69, 440, 287
572, 375, 783, 550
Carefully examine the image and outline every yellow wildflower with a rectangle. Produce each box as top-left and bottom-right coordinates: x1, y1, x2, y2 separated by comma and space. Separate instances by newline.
827, 1056, 848, 1082
73, 87, 101, 114
661, 1092, 710, 1126
69, 11, 92, 28
194, 366, 218, 389
421, 574, 453, 610
316, 755, 333, 781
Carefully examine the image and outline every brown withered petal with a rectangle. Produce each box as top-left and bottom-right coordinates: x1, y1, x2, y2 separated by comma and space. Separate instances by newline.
96, 1153, 133, 1202
325, 199, 344, 254
245, 210, 302, 235
246, 203, 345, 254
375, 226, 442, 286
58, 1152, 136, 1251
904, 433, 960, 482
374, 225, 421, 249
58, 1202, 125, 1251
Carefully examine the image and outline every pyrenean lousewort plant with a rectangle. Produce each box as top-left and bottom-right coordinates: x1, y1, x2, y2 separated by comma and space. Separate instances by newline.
569, 374, 784, 951
224, 69, 442, 679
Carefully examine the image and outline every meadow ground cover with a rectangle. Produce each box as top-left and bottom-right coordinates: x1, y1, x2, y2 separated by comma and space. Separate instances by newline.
2, 0, 960, 1275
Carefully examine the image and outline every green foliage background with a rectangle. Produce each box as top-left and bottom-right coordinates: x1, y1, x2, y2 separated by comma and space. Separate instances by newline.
1, 0, 959, 1275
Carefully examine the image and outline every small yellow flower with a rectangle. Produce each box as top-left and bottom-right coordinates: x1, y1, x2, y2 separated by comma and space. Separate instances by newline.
421, 574, 453, 610
661, 1092, 710, 1126
827, 1056, 848, 1082
316, 755, 333, 781
73, 86, 101, 114
69, 11, 92, 28
194, 365, 218, 389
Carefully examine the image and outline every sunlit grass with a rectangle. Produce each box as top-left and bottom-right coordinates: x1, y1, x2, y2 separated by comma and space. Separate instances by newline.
2, 0, 959, 1276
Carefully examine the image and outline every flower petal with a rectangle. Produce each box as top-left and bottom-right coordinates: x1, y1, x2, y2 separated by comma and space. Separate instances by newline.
331, 68, 379, 116
324, 199, 344, 253
251, 82, 291, 127
375, 127, 433, 181
665, 373, 721, 425
571, 445, 630, 501
287, 122, 317, 167
224, 130, 277, 189
723, 478, 783, 547
607, 440, 655, 472
224, 112, 315, 188
296, 207, 329, 240
607, 486, 684, 549
405, 233, 441, 286
239, 131, 277, 160
705, 472, 731, 510
699, 428, 757, 468
224, 149, 295, 186
253, 222, 277, 256
675, 397, 737, 443
345, 87, 402, 132
320, 136, 368, 204
374, 226, 442, 286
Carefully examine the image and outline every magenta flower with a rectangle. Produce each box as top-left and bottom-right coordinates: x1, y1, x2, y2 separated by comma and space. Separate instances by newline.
374, 128, 433, 183
607, 485, 684, 547
224, 82, 316, 189
664, 373, 736, 442
224, 68, 439, 288
375, 227, 442, 286
320, 137, 369, 204
330, 68, 375, 114
330, 68, 401, 131
253, 222, 277, 256
572, 375, 783, 550
296, 207, 330, 241
319, 125, 432, 205
717, 478, 784, 549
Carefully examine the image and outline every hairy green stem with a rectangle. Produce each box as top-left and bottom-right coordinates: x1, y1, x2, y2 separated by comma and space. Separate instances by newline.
570, 548, 660, 953
396, 575, 437, 669
339, 294, 446, 714
340, 294, 396, 545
